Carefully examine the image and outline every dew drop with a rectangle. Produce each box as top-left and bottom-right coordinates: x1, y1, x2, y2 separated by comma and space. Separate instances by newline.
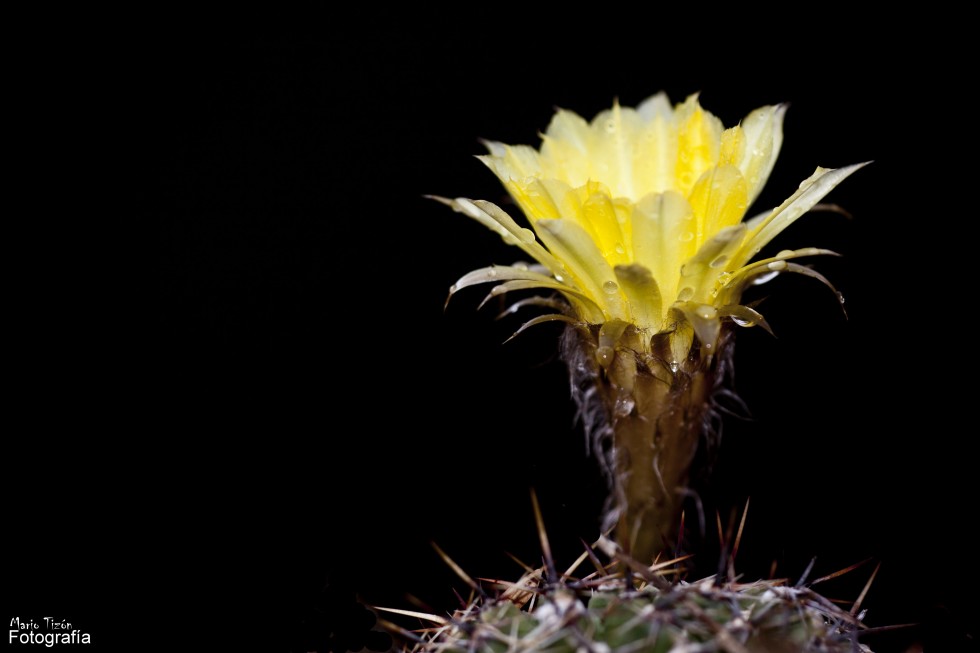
614, 396, 635, 419
488, 267, 498, 278
603, 280, 619, 294
519, 228, 536, 244
669, 361, 679, 374
677, 287, 694, 301
614, 243, 626, 255
767, 260, 787, 271
554, 274, 564, 283
709, 255, 728, 268
752, 270, 779, 285
731, 316, 754, 327
777, 249, 794, 258
717, 271, 733, 286
679, 231, 694, 243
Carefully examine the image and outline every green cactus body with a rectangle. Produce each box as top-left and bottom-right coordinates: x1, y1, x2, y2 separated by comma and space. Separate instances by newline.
403, 578, 871, 653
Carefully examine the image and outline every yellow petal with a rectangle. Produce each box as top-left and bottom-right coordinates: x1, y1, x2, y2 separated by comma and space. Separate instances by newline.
635, 92, 678, 194
674, 301, 723, 355
718, 304, 773, 335
588, 101, 646, 199
540, 109, 593, 184
679, 223, 748, 303
481, 279, 605, 321
535, 218, 621, 319
450, 264, 557, 295
734, 163, 868, 268
687, 164, 749, 240
433, 196, 566, 275
631, 191, 696, 300
614, 264, 663, 331
504, 314, 580, 343
478, 142, 542, 181
673, 94, 724, 195
735, 104, 786, 204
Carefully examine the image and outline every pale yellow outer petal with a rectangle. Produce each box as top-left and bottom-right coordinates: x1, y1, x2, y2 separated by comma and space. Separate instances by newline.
540, 109, 594, 185
635, 92, 678, 194
734, 104, 787, 205
733, 163, 868, 269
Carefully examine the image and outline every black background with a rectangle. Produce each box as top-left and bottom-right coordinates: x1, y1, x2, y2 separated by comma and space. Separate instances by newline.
11, 14, 977, 653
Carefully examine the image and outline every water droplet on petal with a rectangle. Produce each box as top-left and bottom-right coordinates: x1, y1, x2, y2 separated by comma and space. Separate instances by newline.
603, 280, 619, 294
777, 249, 794, 258
670, 361, 679, 374
679, 232, 694, 243
554, 274, 564, 283
677, 287, 694, 301
614, 243, 626, 255
767, 260, 787, 271
752, 270, 779, 285
488, 267, 498, 278
731, 316, 754, 327
614, 396, 635, 419
717, 272, 733, 286
519, 228, 536, 244
709, 255, 728, 268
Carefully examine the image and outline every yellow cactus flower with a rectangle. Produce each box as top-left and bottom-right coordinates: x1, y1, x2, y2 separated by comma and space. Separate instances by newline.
440, 93, 864, 360
437, 93, 865, 564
